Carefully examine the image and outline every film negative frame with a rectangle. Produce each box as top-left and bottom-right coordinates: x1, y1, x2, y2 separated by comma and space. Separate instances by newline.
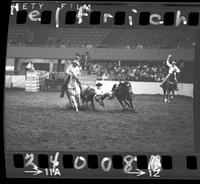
3, 0, 200, 179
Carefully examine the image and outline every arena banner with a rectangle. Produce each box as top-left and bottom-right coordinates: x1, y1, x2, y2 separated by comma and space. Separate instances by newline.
3, 0, 200, 180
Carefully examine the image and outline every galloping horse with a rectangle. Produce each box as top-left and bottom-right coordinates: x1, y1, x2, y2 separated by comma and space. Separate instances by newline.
65, 74, 81, 112
161, 72, 177, 103
110, 82, 136, 112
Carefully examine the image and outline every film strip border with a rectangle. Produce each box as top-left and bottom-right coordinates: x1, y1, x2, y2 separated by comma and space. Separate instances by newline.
9, 2, 200, 28
5, 152, 200, 178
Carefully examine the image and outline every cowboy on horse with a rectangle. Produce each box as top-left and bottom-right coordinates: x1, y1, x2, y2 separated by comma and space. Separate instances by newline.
60, 53, 82, 98
160, 54, 180, 91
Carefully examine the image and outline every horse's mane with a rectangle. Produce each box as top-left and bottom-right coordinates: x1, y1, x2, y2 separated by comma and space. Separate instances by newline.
111, 84, 118, 91
119, 81, 131, 89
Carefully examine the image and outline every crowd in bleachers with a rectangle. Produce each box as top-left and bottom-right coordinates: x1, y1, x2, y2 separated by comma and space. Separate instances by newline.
8, 26, 34, 45
86, 61, 170, 82
8, 27, 195, 49
8, 34, 33, 45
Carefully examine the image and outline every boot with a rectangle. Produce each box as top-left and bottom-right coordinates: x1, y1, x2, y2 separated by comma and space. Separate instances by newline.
60, 92, 64, 98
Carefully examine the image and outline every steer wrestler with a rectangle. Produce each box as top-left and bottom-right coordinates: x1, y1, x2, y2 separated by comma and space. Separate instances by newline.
94, 83, 109, 106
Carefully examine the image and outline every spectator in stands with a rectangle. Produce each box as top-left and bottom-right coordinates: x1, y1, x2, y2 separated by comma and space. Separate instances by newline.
102, 72, 110, 80
85, 60, 175, 82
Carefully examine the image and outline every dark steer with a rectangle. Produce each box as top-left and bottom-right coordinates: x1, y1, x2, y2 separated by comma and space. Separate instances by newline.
81, 86, 106, 110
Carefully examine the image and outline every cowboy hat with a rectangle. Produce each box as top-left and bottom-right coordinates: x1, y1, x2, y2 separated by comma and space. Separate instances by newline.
96, 82, 103, 87
171, 60, 176, 64
76, 53, 81, 57
72, 60, 80, 66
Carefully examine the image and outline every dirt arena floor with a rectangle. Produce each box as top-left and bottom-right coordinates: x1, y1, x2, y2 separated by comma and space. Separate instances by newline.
4, 88, 194, 153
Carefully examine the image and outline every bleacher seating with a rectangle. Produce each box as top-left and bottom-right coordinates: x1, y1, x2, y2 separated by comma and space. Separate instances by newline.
102, 29, 195, 49
79, 74, 97, 87
46, 28, 112, 47
7, 26, 195, 49
7, 25, 34, 45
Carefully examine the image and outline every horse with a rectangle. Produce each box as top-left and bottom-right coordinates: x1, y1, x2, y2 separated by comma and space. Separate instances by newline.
161, 73, 177, 103
110, 81, 136, 112
65, 74, 81, 112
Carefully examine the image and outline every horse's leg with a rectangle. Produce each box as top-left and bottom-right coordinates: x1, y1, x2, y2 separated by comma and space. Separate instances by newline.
167, 90, 170, 103
128, 98, 137, 112
84, 100, 88, 110
171, 90, 174, 99
66, 91, 72, 109
123, 100, 130, 109
71, 95, 78, 112
118, 98, 125, 110
91, 99, 95, 111
163, 87, 167, 103
67, 97, 72, 109
82, 98, 85, 109
76, 95, 81, 110
170, 90, 172, 99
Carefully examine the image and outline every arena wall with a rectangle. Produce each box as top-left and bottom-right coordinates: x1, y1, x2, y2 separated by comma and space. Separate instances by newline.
97, 80, 193, 98
6, 46, 194, 61
5, 75, 26, 88
5, 75, 193, 97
